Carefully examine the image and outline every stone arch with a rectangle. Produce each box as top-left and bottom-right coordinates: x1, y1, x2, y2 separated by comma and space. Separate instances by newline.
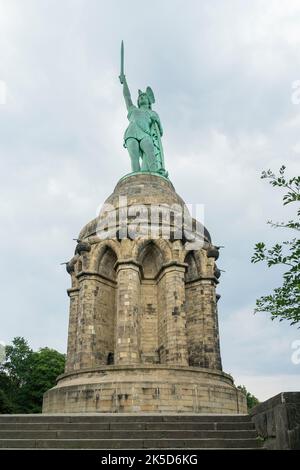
184, 251, 199, 282
139, 242, 164, 279
90, 239, 120, 273
82, 242, 118, 368
133, 238, 172, 265
98, 247, 118, 281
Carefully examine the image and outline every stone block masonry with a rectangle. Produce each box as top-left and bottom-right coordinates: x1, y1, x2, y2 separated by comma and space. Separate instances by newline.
43, 173, 247, 414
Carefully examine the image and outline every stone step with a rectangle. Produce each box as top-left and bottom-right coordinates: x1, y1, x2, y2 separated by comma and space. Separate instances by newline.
0, 414, 251, 423
0, 414, 262, 450
0, 438, 263, 449
0, 421, 255, 431
0, 430, 257, 440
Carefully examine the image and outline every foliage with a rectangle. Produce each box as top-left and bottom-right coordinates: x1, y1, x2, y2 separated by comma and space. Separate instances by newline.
237, 385, 259, 410
251, 166, 300, 325
0, 372, 15, 413
0, 337, 65, 413
24, 348, 66, 413
3, 337, 33, 387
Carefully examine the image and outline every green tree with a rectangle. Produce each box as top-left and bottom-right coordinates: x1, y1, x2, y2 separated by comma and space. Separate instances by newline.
24, 348, 66, 413
0, 337, 65, 413
0, 372, 15, 413
2, 337, 33, 387
251, 166, 300, 325
237, 385, 259, 410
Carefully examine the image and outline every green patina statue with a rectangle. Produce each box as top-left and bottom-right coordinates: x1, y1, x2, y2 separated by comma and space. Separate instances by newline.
119, 41, 168, 178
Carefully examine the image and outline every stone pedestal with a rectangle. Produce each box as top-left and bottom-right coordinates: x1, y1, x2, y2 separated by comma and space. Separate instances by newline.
43, 173, 247, 414
43, 365, 246, 414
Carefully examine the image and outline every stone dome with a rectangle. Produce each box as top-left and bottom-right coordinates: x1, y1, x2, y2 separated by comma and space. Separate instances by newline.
79, 172, 211, 244
105, 173, 185, 208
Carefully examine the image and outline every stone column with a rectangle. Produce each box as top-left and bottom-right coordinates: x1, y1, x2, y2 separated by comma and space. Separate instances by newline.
115, 260, 141, 365
73, 273, 107, 369
93, 277, 117, 366
185, 278, 222, 370
65, 287, 79, 372
158, 263, 188, 365
201, 280, 222, 370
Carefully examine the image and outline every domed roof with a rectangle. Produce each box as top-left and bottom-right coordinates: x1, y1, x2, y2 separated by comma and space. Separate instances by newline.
105, 173, 185, 208
78, 172, 211, 244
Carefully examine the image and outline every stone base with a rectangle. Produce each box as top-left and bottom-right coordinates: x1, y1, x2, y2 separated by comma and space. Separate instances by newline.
43, 365, 247, 414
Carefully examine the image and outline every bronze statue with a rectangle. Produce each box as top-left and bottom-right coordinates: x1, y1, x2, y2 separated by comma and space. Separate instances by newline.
119, 41, 168, 177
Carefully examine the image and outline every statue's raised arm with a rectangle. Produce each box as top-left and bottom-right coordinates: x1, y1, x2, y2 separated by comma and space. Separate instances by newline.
120, 75, 133, 111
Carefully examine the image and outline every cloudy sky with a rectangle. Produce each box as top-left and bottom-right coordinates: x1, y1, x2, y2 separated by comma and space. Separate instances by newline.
0, 0, 299, 401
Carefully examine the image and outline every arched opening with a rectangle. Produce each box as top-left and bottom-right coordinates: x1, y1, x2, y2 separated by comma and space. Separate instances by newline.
184, 252, 199, 282
137, 242, 164, 364
98, 247, 117, 281
92, 246, 117, 366
140, 242, 163, 279
184, 251, 205, 367
107, 352, 114, 365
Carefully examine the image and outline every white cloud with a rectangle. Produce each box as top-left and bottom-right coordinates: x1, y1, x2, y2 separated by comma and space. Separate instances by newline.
0, 0, 299, 402
292, 142, 300, 153
220, 305, 300, 379
236, 374, 300, 402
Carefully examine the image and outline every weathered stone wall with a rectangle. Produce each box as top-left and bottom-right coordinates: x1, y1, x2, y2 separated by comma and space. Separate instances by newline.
115, 262, 141, 365
43, 173, 244, 414
65, 288, 80, 372
185, 281, 221, 370
93, 278, 116, 366
74, 275, 99, 370
158, 265, 188, 365
73, 275, 116, 370
43, 365, 247, 414
140, 281, 159, 363
157, 272, 167, 364
200, 281, 222, 370
251, 392, 300, 449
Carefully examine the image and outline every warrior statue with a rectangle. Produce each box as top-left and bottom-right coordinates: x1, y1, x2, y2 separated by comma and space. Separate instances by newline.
119, 41, 168, 178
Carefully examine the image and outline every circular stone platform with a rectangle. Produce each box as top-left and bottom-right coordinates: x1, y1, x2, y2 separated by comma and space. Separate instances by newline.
43, 365, 246, 414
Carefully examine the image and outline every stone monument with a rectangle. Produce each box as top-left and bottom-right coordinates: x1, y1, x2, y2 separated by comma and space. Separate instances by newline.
43, 44, 247, 414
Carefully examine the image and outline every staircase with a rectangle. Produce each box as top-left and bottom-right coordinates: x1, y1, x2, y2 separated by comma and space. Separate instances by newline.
0, 414, 263, 449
